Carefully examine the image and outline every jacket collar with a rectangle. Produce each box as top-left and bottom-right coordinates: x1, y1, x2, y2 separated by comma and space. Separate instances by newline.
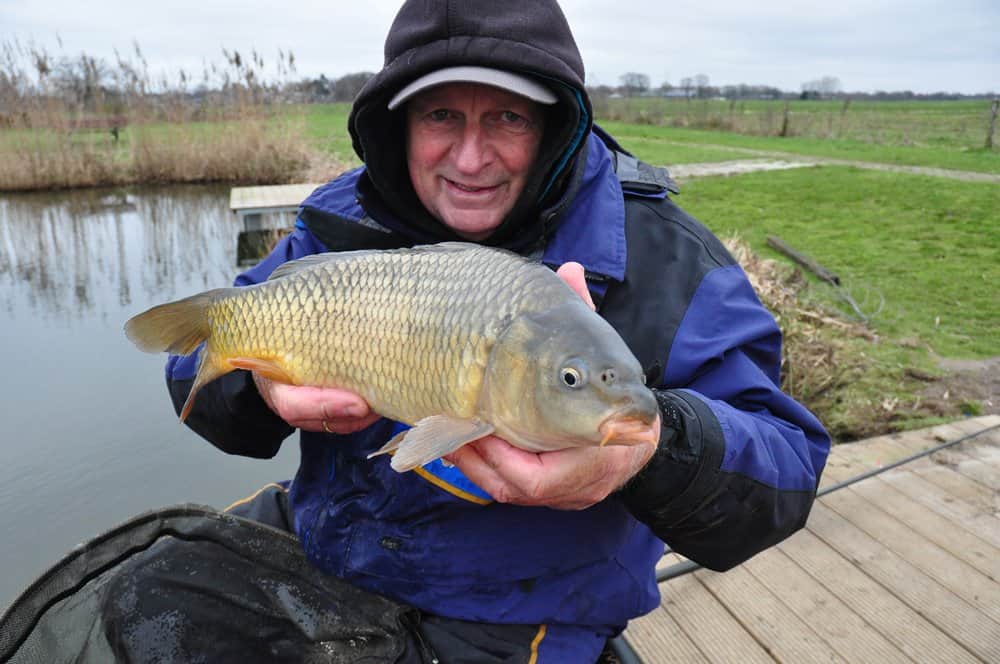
541, 132, 627, 282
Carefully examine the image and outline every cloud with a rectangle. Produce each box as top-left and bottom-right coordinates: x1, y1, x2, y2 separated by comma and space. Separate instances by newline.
2, 0, 997, 93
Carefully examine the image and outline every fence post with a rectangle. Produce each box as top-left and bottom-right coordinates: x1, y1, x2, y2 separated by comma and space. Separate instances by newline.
987, 98, 999, 150
779, 100, 791, 137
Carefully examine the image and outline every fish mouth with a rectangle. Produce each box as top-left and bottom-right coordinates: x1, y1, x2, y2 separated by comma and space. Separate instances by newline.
598, 412, 661, 448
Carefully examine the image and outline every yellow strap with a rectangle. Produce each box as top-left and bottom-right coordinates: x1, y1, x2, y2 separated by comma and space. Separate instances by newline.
528, 624, 547, 664
223, 482, 287, 512
412, 466, 492, 505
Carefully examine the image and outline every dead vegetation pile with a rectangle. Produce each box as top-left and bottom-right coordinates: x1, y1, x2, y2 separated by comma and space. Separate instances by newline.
723, 236, 965, 442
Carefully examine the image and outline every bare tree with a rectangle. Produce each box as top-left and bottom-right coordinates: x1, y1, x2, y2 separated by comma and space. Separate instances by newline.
693, 73, 710, 98
801, 75, 841, 99
619, 72, 650, 97
679, 76, 693, 99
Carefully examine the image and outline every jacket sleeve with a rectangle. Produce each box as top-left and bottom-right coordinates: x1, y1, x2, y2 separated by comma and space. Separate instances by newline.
619, 262, 831, 571
165, 224, 326, 458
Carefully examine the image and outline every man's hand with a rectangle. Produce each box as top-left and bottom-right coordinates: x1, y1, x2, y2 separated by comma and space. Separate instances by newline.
252, 373, 380, 434
445, 261, 659, 510
446, 437, 656, 509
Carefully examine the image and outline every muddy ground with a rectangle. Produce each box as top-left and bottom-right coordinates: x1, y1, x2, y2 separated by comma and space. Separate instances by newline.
926, 356, 1000, 416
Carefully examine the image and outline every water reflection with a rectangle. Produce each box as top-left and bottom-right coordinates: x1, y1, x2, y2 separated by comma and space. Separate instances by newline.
0, 185, 299, 607
0, 186, 238, 324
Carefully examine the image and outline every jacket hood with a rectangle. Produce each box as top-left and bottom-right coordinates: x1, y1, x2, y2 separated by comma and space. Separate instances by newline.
348, 0, 593, 251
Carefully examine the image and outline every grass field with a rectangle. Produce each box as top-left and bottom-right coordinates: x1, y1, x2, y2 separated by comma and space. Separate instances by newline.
597, 97, 1000, 170
599, 121, 1000, 174
680, 166, 999, 358
679, 166, 998, 436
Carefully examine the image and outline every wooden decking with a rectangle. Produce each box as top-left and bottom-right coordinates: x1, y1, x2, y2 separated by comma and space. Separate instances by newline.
623, 415, 1000, 663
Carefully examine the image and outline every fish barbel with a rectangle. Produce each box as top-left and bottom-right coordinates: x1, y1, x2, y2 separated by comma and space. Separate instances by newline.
125, 242, 659, 471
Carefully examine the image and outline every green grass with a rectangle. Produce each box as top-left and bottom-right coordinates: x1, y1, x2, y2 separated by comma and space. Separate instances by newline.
305, 103, 360, 167
678, 165, 1000, 359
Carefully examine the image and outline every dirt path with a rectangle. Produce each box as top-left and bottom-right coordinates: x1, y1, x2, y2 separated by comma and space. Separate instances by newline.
664, 143, 1000, 183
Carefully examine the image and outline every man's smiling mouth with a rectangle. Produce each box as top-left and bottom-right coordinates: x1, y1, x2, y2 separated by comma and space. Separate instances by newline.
446, 179, 502, 193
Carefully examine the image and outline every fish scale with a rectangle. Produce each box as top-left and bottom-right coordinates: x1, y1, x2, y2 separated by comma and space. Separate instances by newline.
196, 246, 546, 423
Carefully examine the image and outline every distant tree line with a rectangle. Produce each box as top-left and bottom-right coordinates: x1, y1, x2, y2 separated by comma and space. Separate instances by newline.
577, 71, 996, 102
284, 72, 375, 102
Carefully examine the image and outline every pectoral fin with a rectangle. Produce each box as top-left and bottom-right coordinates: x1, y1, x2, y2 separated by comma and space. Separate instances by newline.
368, 416, 495, 472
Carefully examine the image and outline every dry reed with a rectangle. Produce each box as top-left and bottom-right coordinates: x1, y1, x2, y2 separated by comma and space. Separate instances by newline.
0, 39, 317, 192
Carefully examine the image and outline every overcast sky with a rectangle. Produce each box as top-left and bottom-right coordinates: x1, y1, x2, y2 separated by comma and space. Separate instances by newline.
3, 0, 998, 94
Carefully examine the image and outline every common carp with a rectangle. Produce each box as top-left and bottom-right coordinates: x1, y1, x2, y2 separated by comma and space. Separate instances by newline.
125, 242, 659, 471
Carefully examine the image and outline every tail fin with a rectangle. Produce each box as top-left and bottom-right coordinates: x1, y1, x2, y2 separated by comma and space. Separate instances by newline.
125, 288, 231, 422
124, 290, 226, 355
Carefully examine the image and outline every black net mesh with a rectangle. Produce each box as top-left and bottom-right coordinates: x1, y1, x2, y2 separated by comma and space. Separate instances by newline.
0, 505, 417, 663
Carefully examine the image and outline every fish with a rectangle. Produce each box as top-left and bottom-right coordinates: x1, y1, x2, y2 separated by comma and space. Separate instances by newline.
125, 242, 660, 472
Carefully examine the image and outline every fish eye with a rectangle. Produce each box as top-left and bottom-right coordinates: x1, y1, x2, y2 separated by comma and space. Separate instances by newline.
560, 366, 585, 389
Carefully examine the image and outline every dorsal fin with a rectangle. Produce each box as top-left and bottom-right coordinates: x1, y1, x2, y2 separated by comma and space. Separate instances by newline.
266, 251, 376, 281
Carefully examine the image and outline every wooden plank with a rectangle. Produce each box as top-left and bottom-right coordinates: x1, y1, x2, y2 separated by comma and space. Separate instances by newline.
743, 546, 911, 663
845, 475, 1000, 581
927, 420, 1000, 490
695, 565, 846, 663
880, 467, 1000, 549
229, 184, 320, 212
659, 572, 775, 664
817, 427, 943, 491
806, 502, 1000, 661
931, 447, 1000, 491
846, 433, 1000, 517
778, 529, 980, 664
623, 601, 709, 664
821, 486, 1000, 621
908, 460, 999, 513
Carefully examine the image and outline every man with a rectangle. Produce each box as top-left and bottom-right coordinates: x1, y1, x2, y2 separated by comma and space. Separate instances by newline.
162, 1, 830, 661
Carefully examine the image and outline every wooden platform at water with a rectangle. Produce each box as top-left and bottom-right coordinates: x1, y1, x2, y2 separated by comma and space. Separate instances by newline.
623, 415, 1000, 663
229, 183, 321, 230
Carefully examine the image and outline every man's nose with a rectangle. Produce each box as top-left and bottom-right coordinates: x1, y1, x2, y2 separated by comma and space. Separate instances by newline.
452, 123, 493, 174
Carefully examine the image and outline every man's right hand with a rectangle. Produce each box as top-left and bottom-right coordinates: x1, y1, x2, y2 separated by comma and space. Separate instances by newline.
252, 373, 381, 434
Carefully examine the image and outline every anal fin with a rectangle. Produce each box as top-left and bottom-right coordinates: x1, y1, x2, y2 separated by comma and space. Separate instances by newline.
368, 416, 494, 472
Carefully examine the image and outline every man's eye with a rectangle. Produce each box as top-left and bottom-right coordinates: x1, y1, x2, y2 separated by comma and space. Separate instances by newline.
427, 109, 451, 122
500, 110, 528, 126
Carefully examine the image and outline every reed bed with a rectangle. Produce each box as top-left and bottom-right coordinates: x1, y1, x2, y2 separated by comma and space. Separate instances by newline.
0, 40, 317, 192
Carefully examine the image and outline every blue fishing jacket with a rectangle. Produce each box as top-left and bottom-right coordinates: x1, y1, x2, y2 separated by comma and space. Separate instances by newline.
166, 129, 830, 662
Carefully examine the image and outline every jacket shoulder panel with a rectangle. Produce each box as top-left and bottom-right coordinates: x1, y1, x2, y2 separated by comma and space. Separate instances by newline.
599, 196, 738, 384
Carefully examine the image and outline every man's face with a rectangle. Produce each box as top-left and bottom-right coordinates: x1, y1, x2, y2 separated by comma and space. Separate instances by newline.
405, 83, 545, 239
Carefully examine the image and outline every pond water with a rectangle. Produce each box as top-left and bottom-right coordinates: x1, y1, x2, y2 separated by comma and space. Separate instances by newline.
0, 185, 300, 606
